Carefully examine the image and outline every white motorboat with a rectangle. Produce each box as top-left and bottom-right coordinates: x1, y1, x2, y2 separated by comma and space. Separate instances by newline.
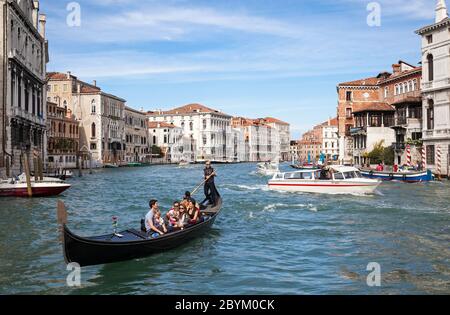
17, 173, 65, 183
268, 166, 381, 195
178, 160, 191, 167
257, 161, 280, 176
0, 177, 71, 197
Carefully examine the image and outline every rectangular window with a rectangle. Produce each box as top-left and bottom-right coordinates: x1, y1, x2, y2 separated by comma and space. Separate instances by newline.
426, 145, 435, 165
346, 108, 352, 118
384, 87, 388, 98
346, 91, 352, 101
426, 35, 433, 44
90, 143, 97, 150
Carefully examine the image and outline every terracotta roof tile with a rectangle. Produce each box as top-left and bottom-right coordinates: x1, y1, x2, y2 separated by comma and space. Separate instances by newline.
338, 76, 380, 87
148, 121, 177, 129
353, 102, 394, 113
261, 117, 290, 125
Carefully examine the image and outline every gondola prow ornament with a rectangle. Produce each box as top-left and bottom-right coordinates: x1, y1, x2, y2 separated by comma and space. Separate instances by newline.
112, 216, 123, 238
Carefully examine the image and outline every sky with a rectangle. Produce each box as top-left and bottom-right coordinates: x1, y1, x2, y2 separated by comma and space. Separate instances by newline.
40, 0, 438, 138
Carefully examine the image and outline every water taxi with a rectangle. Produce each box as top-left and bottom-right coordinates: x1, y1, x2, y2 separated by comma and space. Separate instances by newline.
0, 176, 71, 197
360, 169, 434, 182
268, 166, 381, 195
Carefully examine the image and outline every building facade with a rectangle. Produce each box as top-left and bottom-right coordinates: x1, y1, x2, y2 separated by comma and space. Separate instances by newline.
258, 117, 290, 161
46, 101, 79, 169
124, 106, 149, 163
337, 77, 380, 164
380, 62, 423, 166
298, 127, 322, 162
0, 0, 48, 177
148, 104, 233, 162
416, 0, 450, 175
47, 72, 126, 167
321, 118, 339, 160
231, 117, 280, 162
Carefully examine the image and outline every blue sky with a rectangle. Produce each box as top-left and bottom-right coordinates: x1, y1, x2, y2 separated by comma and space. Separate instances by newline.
41, 0, 438, 138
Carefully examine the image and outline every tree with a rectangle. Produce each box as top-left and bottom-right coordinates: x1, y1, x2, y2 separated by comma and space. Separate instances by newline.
151, 145, 163, 157
367, 140, 395, 165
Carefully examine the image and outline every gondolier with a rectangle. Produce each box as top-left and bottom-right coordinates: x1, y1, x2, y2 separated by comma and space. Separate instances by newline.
204, 161, 220, 206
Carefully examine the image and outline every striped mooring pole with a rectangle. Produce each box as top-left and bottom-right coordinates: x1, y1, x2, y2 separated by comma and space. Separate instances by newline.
406, 145, 412, 167
436, 146, 442, 177
422, 146, 427, 170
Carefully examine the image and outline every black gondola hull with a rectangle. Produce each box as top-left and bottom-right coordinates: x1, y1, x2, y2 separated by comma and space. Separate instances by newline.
63, 199, 222, 267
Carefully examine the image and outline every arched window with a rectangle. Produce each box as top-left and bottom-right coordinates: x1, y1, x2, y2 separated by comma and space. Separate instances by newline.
427, 54, 434, 81
91, 123, 96, 138
427, 99, 434, 130
91, 99, 96, 114
63, 100, 67, 109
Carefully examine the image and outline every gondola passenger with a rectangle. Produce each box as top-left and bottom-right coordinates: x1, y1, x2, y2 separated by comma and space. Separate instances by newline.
167, 202, 182, 229
146, 200, 165, 236
187, 200, 201, 224
178, 204, 190, 230
152, 209, 168, 235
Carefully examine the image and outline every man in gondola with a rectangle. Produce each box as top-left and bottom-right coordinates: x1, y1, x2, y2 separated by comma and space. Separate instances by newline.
145, 199, 165, 236
203, 161, 219, 206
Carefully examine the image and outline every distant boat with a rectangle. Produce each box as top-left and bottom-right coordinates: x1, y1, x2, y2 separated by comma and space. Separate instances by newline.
127, 162, 144, 167
268, 166, 381, 195
290, 163, 319, 170
178, 160, 191, 167
104, 163, 119, 169
360, 169, 434, 182
257, 161, 280, 176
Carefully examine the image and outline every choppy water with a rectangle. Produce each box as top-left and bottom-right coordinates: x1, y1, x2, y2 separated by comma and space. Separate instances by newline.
0, 163, 449, 295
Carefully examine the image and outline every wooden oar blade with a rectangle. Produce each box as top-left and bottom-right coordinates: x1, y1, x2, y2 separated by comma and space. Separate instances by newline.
57, 200, 68, 225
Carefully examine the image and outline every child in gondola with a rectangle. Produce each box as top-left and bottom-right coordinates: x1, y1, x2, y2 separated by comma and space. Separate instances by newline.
152, 210, 168, 236
167, 203, 182, 230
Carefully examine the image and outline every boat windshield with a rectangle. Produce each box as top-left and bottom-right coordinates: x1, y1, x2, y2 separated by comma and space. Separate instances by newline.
283, 172, 313, 180
343, 171, 361, 179
334, 172, 345, 180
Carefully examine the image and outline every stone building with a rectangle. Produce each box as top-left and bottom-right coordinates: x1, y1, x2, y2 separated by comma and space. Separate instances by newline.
0, 0, 49, 177
258, 117, 291, 161
124, 106, 149, 163
337, 77, 380, 164
147, 104, 233, 162
320, 117, 339, 161
416, 0, 450, 175
46, 101, 79, 169
380, 62, 423, 166
47, 72, 126, 167
148, 121, 195, 163
231, 117, 280, 162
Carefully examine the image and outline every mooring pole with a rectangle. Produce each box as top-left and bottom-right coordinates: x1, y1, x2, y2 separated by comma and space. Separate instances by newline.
23, 154, 32, 197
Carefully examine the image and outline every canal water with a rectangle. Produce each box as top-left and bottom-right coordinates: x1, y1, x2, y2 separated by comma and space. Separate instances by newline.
0, 163, 449, 294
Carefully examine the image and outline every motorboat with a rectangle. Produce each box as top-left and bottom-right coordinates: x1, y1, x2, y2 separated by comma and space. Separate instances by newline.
268, 166, 381, 195
257, 161, 280, 176
0, 176, 71, 197
360, 169, 434, 182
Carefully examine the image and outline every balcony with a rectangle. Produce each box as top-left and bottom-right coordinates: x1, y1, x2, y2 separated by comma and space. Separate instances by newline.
423, 129, 450, 139
391, 91, 421, 105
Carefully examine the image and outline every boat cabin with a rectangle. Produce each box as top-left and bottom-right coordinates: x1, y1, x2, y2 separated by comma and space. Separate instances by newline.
273, 166, 363, 181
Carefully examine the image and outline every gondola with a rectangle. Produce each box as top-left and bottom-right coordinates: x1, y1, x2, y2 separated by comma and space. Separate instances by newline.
58, 197, 222, 267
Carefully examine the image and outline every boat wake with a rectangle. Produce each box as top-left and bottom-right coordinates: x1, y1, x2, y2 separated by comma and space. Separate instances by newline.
263, 203, 318, 212
223, 184, 270, 192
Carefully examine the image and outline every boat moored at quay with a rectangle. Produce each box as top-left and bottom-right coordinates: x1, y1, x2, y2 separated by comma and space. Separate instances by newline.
268, 166, 381, 195
0, 179, 71, 197
360, 169, 435, 182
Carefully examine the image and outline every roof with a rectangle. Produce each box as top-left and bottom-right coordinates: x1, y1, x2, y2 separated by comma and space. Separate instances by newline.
47, 72, 75, 80
80, 85, 101, 94
379, 67, 422, 85
261, 117, 290, 126
319, 117, 338, 127
148, 121, 177, 129
416, 17, 450, 35
391, 96, 422, 106
352, 102, 394, 113
338, 76, 380, 87
152, 103, 229, 116
329, 166, 360, 173
125, 106, 146, 115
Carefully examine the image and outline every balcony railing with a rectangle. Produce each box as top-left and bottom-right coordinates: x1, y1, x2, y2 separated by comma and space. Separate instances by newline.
424, 129, 450, 138
392, 90, 421, 104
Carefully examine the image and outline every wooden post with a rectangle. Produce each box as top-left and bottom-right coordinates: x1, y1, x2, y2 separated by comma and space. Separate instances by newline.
78, 156, 83, 177
5, 156, 10, 178
23, 154, 33, 197
38, 157, 44, 181
33, 157, 39, 182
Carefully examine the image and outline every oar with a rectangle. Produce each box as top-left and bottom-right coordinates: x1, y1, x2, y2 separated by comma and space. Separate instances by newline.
190, 173, 215, 196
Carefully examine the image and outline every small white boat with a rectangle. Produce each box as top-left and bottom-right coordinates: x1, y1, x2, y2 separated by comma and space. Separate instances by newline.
268, 166, 381, 195
0, 178, 71, 197
178, 160, 191, 167
257, 161, 280, 176
17, 173, 65, 183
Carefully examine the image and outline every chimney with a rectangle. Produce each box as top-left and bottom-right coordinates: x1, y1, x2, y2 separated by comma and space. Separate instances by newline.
32, 1, 39, 29
392, 64, 401, 74
77, 83, 81, 94
67, 71, 71, 79
93, 80, 97, 87
38, 14, 46, 38
436, 0, 448, 23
